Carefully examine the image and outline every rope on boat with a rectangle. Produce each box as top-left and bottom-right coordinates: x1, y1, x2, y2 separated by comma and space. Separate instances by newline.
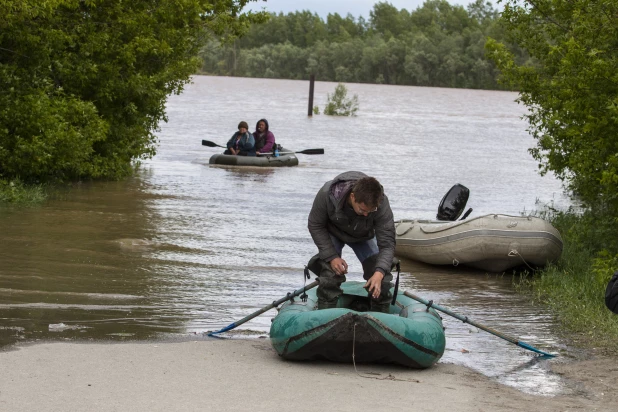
395, 222, 414, 236
508, 249, 535, 271
391, 260, 401, 306
301, 266, 310, 302
351, 323, 421, 383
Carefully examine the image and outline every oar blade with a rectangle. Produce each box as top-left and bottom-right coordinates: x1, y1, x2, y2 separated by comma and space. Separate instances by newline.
208, 323, 237, 336
517, 341, 556, 357
202, 140, 221, 148
297, 148, 324, 155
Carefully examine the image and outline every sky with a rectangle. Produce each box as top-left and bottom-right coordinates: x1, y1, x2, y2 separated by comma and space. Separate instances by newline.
245, 0, 472, 19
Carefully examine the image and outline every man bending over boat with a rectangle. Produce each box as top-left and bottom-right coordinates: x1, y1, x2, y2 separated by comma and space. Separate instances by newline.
307, 171, 396, 313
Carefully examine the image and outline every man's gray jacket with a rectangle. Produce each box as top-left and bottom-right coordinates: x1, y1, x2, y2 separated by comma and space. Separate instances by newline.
307, 171, 396, 275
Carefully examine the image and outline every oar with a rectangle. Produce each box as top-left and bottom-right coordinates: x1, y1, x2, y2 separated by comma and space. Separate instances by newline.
208, 280, 319, 336
258, 148, 324, 155
403, 290, 556, 357
201, 139, 226, 148
202, 140, 324, 155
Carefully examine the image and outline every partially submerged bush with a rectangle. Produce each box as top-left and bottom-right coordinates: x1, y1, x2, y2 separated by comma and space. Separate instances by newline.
0, 178, 46, 204
324, 83, 359, 116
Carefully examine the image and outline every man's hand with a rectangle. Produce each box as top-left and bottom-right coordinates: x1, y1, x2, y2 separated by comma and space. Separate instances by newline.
364, 271, 384, 299
330, 257, 348, 275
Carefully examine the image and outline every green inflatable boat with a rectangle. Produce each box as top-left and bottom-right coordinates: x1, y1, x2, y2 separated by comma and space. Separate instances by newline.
209, 147, 299, 167
270, 281, 446, 368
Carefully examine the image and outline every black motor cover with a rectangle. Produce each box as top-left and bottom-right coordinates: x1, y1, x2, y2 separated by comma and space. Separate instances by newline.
605, 271, 618, 314
437, 184, 469, 221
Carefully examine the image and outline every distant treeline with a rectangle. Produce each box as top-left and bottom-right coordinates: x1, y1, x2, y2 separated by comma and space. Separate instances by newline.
199, 0, 529, 90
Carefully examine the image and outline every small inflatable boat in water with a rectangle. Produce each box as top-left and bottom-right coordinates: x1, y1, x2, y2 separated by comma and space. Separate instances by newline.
395, 214, 563, 272
270, 281, 445, 368
209, 147, 299, 167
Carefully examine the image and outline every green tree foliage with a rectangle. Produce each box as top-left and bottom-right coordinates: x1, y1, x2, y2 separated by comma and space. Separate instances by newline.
200, 0, 512, 89
369, 2, 410, 38
0, 0, 266, 182
487, 2, 618, 340
0, 177, 45, 203
486, 0, 618, 211
323, 83, 359, 116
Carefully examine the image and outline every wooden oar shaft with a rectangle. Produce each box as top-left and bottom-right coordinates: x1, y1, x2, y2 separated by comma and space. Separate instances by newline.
235, 280, 319, 325
202, 140, 323, 155
258, 148, 324, 155
403, 291, 555, 357
404, 291, 517, 344
209, 280, 319, 336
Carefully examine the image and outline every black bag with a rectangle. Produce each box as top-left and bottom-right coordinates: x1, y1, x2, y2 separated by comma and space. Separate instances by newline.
605, 270, 618, 314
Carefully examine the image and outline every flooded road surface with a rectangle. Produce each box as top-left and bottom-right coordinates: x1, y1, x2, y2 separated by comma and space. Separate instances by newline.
0, 76, 573, 395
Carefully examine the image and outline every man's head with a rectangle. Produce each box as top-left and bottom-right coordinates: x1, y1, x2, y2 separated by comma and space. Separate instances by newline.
238, 121, 249, 133
349, 177, 383, 216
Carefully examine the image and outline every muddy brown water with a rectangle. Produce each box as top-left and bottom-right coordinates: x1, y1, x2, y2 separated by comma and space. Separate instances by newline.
0, 76, 574, 395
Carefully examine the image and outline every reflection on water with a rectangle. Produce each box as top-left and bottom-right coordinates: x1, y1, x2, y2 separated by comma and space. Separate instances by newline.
0, 76, 573, 395
398, 260, 571, 396
215, 166, 276, 181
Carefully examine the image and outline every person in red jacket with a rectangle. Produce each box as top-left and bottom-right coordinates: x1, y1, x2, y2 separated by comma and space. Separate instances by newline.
253, 118, 276, 155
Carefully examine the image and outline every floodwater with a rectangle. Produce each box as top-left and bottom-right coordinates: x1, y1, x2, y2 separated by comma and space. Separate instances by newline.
0, 76, 574, 395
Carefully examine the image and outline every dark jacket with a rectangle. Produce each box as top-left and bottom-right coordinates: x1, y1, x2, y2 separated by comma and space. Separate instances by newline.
226, 131, 255, 155
307, 171, 395, 275
253, 119, 275, 154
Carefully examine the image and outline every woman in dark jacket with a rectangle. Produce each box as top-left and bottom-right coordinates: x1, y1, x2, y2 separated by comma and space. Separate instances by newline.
253, 118, 276, 155
226, 121, 255, 156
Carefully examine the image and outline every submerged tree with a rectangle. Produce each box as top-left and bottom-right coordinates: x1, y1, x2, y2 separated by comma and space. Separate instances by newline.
0, 0, 267, 181
486, 0, 618, 211
323, 83, 359, 116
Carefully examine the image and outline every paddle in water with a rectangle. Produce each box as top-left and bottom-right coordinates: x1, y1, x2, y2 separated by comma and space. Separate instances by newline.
403, 290, 556, 357
201, 140, 324, 155
201, 139, 226, 148
258, 148, 324, 155
208, 280, 319, 336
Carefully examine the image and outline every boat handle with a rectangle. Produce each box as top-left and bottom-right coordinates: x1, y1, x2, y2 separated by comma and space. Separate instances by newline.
395, 224, 414, 236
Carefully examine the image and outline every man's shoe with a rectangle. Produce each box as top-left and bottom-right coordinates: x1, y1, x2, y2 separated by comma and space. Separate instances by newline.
369, 301, 391, 314
317, 299, 338, 310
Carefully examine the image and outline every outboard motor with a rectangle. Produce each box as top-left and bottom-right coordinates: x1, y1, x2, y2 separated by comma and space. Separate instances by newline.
606, 271, 618, 314
437, 184, 472, 221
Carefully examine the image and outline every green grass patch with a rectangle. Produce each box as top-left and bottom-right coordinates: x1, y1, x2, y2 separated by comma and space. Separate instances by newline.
0, 178, 47, 204
516, 210, 618, 353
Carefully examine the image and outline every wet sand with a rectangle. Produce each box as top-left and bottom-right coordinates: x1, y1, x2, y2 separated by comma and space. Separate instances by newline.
1, 339, 615, 411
